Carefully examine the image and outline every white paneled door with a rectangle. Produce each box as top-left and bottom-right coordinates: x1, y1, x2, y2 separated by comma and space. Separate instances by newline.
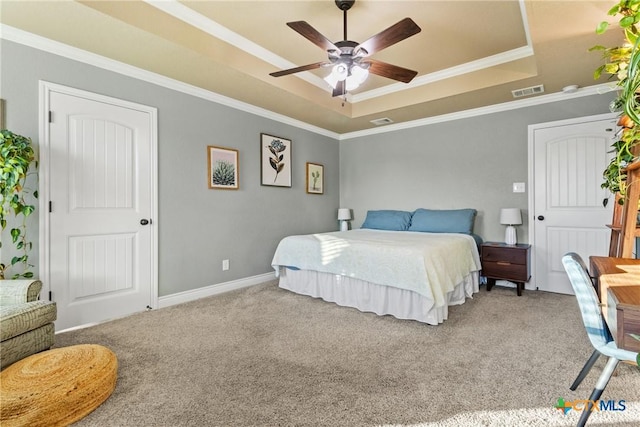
42, 83, 157, 330
531, 114, 616, 294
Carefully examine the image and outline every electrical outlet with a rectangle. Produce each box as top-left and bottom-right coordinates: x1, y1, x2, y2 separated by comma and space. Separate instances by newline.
513, 182, 525, 193
222, 259, 229, 271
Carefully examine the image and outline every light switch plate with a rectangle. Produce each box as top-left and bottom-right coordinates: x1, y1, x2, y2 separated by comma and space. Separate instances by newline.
513, 182, 525, 193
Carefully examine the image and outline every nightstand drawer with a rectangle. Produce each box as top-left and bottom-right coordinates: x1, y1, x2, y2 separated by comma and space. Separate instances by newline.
482, 261, 529, 282
482, 246, 527, 265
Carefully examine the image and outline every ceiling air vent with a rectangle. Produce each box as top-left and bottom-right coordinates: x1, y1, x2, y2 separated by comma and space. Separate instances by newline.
511, 84, 545, 98
370, 117, 394, 126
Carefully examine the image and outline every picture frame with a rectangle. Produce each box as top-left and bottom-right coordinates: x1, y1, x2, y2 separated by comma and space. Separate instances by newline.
208, 145, 239, 190
306, 162, 324, 194
260, 133, 292, 187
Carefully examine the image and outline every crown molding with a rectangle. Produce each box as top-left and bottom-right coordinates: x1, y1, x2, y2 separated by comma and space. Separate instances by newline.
351, 46, 535, 102
1, 24, 615, 141
0, 24, 339, 140
339, 83, 617, 140
144, 0, 331, 93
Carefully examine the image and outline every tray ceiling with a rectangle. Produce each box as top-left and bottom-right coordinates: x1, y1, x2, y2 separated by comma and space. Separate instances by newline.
0, 1, 624, 134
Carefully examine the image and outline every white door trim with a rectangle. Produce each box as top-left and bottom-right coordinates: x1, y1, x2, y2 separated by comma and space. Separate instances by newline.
38, 81, 159, 309
527, 112, 617, 290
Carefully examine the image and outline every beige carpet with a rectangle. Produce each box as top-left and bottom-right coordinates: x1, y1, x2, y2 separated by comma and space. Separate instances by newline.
53, 282, 640, 426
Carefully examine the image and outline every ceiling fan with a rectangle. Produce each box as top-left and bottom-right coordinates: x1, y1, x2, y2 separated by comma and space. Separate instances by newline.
269, 0, 421, 97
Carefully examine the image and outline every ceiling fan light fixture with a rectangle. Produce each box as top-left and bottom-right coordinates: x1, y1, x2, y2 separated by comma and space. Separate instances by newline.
351, 64, 369, 83
345, 75, 360, 91
325, 63, 349, 89
324, 73, 339, 89
345, 65, 368, 91
333, 63, 348, 81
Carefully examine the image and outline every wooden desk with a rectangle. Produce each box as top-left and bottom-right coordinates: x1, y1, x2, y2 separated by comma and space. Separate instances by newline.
607, 286, 640, 352
589, 256, 640, 352
589, 256, 640, 300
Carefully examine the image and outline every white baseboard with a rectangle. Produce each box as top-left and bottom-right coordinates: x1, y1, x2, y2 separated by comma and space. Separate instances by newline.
158, 272, 276, 309
55, 272, 277, 333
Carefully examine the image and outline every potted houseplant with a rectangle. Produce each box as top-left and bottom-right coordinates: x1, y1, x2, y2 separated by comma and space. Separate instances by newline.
0, 129, 38, 279
592, 0, 640, 198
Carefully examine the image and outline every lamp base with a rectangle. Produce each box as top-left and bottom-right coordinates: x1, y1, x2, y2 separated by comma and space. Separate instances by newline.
505, 225, 517, 245
340, 221, 349, 232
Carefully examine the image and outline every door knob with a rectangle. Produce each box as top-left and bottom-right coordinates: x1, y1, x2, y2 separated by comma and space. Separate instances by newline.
537, 215, 545, 221
140, 219, 150, 225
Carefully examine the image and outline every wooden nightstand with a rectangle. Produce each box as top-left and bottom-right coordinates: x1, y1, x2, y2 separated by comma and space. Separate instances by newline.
481, 242, 531, 296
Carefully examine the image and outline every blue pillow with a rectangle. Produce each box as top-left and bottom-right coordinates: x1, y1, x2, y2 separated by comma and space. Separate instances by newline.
408, 208, 477, 234
361, 210, 413, 231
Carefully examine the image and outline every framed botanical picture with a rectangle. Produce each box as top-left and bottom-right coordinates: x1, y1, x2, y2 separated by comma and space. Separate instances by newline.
306, 162, 324, 194
208, 145, 239, 190
260, 133, 291, 187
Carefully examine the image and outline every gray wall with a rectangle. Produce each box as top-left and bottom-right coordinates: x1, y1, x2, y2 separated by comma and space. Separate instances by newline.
339, 94, 615, 243
1, 38, 617, 297
1, 40, 340, 296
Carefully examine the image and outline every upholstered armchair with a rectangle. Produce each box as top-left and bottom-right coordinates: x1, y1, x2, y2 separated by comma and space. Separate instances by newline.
0, 280, 57, 370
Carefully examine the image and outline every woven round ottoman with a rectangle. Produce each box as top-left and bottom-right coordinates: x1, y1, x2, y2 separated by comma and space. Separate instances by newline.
0, 344, 117, 427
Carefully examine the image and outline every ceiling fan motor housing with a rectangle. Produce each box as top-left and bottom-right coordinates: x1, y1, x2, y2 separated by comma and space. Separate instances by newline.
335, 0, 355, 11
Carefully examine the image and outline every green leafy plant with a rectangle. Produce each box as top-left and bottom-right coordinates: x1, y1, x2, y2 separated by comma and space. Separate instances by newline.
593, 1, 640, 196
622, 39, 640, 124
0, 129, 38, 279
311, 170, 320, 191
211, 160, 236, 186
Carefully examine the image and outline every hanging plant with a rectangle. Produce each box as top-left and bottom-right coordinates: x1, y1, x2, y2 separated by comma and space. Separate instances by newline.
0, 129, 38, 279
621, 37, 640, 124
592, 0, 640, 197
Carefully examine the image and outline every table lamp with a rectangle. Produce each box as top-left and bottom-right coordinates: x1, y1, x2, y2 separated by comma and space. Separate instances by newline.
338, 208, 352, 231
500, 208, 522, 245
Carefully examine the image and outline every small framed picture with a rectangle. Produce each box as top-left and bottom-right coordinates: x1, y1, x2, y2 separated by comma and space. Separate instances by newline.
260, 133, 292, 187
306, 162, 324, 194
208, 146, 239, 190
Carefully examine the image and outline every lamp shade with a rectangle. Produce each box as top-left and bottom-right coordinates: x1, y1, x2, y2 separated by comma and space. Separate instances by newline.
500, 208, 522, 225
338, 208, 352, 221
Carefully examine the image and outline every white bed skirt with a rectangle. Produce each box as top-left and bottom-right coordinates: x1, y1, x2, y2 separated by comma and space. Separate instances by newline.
278, 268, 480, 325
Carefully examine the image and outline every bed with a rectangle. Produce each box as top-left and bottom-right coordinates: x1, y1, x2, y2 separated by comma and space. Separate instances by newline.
271, 208, 482, 325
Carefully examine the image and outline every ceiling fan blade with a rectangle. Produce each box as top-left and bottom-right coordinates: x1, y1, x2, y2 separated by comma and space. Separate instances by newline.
355, 18, 421, 56
287, 21, 340, 52
270, 62, 327, 77
366, 59, 418, 83
332, 80, 346, 97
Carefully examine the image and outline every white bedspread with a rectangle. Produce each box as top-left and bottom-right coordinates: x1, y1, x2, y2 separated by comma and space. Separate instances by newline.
271, 229, 481, 308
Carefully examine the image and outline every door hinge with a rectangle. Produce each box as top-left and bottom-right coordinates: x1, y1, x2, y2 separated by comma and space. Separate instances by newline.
49, 291, 53, 301
49, 201, 52, 213
48, 111, 53, 123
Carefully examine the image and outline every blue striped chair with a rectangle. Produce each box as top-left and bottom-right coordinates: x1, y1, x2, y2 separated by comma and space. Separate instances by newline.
561, 253, 638, 427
